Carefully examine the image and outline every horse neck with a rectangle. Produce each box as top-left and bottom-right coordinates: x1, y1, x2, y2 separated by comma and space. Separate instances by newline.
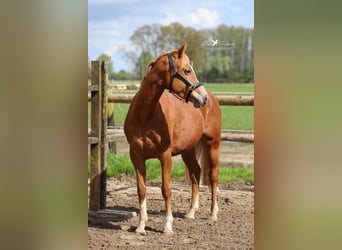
134, 76, 164, 122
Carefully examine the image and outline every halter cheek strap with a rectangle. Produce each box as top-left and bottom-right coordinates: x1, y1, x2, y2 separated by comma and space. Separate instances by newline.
167, 53, 203, 102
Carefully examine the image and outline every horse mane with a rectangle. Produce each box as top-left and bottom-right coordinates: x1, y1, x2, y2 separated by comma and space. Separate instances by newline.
145, 50, 174, 74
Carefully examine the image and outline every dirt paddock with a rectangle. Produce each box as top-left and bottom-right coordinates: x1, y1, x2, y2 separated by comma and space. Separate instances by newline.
88, 177, 254, 249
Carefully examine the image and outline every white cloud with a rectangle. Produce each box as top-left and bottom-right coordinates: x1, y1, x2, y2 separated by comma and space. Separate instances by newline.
88, 20, 121, 38
189, 8, 219, 27
163, 7, 220, 29
88, 18, 137, 70
88, 20, 123, 62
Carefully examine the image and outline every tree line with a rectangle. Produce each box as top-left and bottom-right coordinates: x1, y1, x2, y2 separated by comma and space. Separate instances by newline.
89, 22, 254, 83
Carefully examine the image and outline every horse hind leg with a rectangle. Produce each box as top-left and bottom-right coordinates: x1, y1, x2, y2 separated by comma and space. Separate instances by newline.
129, 149, 148, 234
206, 141, 220, 221
196, 138, 220, 221
182, 150, 201, 219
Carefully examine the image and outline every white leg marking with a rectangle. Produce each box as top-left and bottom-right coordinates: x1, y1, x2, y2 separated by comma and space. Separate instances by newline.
194, 195, 199, 209
163, 214, 174, 234
136, 198, 147, 234
208, 186, 220, 192
210, 203, 219, 221
185, 194, 199, 219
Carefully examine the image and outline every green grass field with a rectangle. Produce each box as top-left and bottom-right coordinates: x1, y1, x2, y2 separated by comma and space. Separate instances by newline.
88, 83, 254, 130
111, 104, 254, 130
204, 83, 254, 94
88, 153, 254, 184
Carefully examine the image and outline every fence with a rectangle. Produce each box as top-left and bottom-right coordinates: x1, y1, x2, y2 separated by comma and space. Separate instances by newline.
87, 90, 254, 106
88, 61, 107, 212
87, 61, 254, 216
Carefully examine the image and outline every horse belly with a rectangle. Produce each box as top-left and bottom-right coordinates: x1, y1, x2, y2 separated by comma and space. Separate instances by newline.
171, 125, 203, 155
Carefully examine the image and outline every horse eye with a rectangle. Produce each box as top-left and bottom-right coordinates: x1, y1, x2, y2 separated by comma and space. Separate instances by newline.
184, 69, 191, 75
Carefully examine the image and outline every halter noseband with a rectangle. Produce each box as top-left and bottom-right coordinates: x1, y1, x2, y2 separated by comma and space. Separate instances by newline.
167, 53, 203, 102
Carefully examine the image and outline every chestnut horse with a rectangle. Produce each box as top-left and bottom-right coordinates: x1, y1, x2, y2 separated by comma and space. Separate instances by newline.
124, 43, 221, 234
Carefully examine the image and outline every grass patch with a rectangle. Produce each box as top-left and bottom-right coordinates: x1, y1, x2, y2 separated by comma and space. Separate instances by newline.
219, 167, 254, 184
221, 106, 254, 130
106, 153, 135, 176
205, 83, 254, 94
88, 153, 254, 184
104, 153, 186, 181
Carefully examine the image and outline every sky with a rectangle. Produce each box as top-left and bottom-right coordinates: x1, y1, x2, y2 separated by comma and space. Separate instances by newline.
88, 0, 254, 71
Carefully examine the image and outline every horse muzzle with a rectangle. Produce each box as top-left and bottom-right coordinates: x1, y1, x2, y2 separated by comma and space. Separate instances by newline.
189, 89, 208, 108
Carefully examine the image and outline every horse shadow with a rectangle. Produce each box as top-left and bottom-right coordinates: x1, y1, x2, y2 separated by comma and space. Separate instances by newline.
88, 205, 137, 230
88, 205, 187, 233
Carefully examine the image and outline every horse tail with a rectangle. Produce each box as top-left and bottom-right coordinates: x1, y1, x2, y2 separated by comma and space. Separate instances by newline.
196, 138, 211, 186
184, 138, 211, 186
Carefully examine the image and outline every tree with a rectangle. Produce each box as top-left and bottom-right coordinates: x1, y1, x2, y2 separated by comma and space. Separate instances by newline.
160, 22, 206, 72
126, 23, 254, 83
129, 23, 205, 79
207, 56, 231, 82
135, 51, 153, 79
130, 24, 163, 59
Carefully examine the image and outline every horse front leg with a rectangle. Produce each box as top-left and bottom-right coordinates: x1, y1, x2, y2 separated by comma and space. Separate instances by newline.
160, 152, 174, 234
130, 149, 147, 234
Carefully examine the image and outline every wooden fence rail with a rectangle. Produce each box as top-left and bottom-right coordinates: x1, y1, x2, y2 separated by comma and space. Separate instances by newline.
87, 93, 254, 106
88, 128, 254, 143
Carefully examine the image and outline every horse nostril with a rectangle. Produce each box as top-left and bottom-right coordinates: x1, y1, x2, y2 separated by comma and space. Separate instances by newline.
204, 95, 208, 104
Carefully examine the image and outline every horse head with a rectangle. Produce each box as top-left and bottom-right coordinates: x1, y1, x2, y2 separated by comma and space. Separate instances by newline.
148, 43, 208, 108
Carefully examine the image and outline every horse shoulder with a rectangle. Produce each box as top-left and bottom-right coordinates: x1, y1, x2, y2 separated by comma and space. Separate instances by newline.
159, 94, 205, 154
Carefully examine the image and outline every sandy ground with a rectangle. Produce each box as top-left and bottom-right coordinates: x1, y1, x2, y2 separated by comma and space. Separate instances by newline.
89, 135, 254, 249
88, 177, 254, 249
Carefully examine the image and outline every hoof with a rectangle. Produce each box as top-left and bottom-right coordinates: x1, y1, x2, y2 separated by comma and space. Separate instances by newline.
185, 213, 195, 219
135, 227, 146, 235
209, 214, 218, 221
163, 229, 174, 235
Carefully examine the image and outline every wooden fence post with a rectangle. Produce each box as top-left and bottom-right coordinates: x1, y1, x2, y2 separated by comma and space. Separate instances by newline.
89, 61, 108, 211
88, 61, 136, 220
100, 61, 108, 210
89, 61, 102, 211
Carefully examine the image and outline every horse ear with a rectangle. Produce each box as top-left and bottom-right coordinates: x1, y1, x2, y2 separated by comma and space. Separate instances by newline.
177, 43, 188, 58
146, 61, 155, 73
